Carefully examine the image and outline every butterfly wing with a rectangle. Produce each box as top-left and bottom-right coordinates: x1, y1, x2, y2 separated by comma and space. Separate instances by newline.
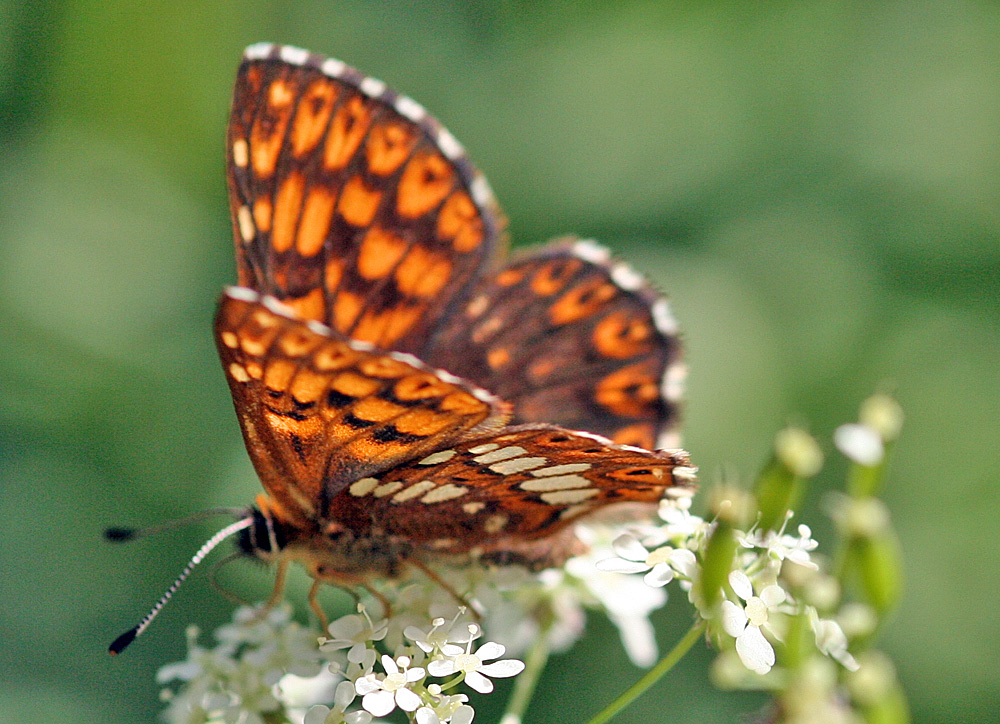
215, 287, 509, 528
326, 424, 696, 564
423, 238, 685, 450
226, 44, 506, 355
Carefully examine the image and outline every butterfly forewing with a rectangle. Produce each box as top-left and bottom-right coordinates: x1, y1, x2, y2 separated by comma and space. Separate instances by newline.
423, 238, 685, 450
215, 286, 509, 527
326, 425, 695, 562
226, 45, 507, 355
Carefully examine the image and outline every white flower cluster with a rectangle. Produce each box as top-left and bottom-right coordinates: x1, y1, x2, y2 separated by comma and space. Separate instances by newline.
159, 602, 525, 724
597, 498, 860, 679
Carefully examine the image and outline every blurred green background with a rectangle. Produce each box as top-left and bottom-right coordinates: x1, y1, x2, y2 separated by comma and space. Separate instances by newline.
1, 2, 997, 722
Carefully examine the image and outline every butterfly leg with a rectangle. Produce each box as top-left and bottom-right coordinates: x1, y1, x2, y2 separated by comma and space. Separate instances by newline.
410, 559, 482, 620
307, 578, 331, 631
209, 552, 256, 606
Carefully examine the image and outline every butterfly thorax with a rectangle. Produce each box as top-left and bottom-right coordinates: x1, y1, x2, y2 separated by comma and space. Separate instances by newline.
238, 500, 413, 583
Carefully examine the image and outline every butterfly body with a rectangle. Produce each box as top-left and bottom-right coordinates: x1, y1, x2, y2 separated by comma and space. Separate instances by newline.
219, 44, 695, 589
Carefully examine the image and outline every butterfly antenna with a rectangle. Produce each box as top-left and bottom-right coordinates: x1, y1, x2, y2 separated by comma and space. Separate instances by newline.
105, 507, 249, 542
109, 516, 254, 655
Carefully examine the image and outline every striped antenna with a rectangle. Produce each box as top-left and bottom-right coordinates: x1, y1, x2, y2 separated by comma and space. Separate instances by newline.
109, 516, 254, 655
105, 507, 249, 542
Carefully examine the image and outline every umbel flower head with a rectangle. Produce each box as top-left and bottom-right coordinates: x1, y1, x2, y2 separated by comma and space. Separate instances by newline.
157, 521, 668, 724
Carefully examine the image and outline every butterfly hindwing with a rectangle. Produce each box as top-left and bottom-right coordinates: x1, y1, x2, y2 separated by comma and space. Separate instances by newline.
214, 286, 509, 527
326, 425, 695, 561
226, 43, 507, 355
423, 238, 685, 450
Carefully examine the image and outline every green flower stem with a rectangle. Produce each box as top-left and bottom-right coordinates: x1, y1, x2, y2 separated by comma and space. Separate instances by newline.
500, 630, 551, 724
582, 620, 705, 724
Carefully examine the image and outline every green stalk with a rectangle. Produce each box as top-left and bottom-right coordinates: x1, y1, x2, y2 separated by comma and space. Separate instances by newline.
500, 627, 552, 724
582, 621, 705, 724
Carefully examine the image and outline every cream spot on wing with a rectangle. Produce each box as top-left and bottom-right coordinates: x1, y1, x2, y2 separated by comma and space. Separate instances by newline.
469, 175, 494, 207
349, 477, 379, 497
417, 449, 458, 466
421, 484, 469, 504
373, 481, 404, 498
391, 480, 436, 503
436, 128, 464, 160
559, 503, 594, 520
472, 446, 528, 464
237, 205, 255, 243
279, 45, 309, 65
321, 57, 346, 77
541, 488, 599, 505
661, 361, 687, 402
462, 501, 486, 515
465, 294, 489, 319
221, 331, 239, 349
484, 513, 508, 534
359, 76, 387, 98
610, 262, 645, 290
489, 456, 548, 475
228, 362, 250, 383
467, 443, 499, 455
530, 462, 593, 477
232, 139, 249, 168
394, 95, 426, 122
652, 298, 680, 335
429, 538, 457, 549
519, 474, 592, 492
572, 238, 610, 264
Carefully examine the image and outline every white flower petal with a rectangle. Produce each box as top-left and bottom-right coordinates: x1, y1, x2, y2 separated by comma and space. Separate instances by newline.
611, 612, 658, 668
345, 711, 373, 724
735, 626, 775, 675
643, 562, 675, 587
362, 690, 396, 717
596, 558, 650, 574
464, 670, 494, 694
427, 659, 457, 677
729, 570, 754, 601
355, 675, 381, 696
475, 641, 505, 661
451, 704, 475, 724
416, 707, 441, 724
303, 706, 330, 724
381, 654, 399, 675
760, 584, 787, 608
612, 533, 649, 562
405, 666, 426, 682
395, 686, 422, 712
334, 680, 356, 708
670, 548, 698, 577
721, 600, 749, 637
478, 659, 525, 678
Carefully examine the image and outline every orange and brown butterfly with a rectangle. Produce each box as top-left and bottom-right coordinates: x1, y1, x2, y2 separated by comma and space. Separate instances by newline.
109, 43, 695, 653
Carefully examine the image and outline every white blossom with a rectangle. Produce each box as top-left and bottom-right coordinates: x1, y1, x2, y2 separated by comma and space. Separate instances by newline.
427, 627, 525, 694
720, 571, 787, 675
355, 654, 426, 716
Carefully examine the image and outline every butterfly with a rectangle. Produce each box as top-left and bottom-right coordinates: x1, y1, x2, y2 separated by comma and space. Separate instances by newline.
109, 43, 695, 653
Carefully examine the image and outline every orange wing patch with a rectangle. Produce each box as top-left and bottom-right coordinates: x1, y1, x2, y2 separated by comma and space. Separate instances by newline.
437, 191, 484, 252
337, 176, 382, 228
295, 186, 336, 257
272, 171, 306, 253
250, 78, 298, 179
324, 95, 372, 171
291, 78, 338, 157
214, 287, 510, 522
367, 121, 418, 176
397, 150, 454, 219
